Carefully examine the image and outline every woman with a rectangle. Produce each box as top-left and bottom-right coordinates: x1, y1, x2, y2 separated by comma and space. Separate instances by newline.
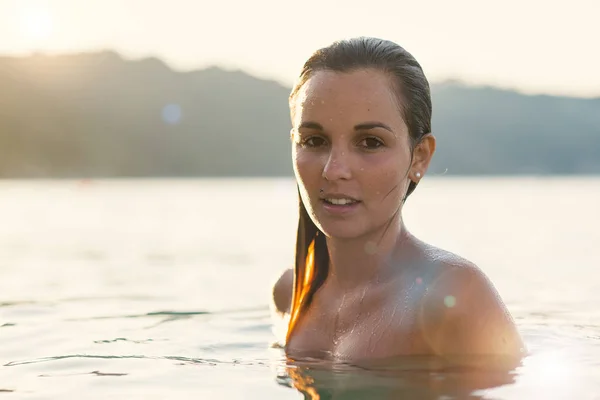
272, 37, 524, 362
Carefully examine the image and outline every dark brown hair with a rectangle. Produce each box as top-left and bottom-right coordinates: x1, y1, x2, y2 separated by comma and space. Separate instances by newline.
286, 37, 432, 343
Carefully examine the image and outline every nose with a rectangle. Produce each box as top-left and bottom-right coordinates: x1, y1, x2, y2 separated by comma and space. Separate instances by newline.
322, 147, 352, 181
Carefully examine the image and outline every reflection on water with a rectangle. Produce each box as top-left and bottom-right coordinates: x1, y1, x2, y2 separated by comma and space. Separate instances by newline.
277, 355, 519, 399
274, 328, 600, 399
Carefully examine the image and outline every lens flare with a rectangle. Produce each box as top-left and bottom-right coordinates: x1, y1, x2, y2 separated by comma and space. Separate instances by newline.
444, 295, 456, 308
161, 104, 182, 125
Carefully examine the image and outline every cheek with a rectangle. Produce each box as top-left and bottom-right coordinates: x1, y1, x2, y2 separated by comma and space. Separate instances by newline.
292, 149, 322, 187
361, 155, 409, 201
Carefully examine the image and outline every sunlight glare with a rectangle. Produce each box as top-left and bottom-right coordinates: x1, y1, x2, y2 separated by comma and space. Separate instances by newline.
18, 5, 54, 46
519, 350, 580, 389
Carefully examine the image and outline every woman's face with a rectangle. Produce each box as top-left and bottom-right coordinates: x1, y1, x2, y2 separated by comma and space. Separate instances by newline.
291, 68, 426, 240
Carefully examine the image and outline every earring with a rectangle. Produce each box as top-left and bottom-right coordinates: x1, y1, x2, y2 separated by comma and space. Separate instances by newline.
415, 172, 422, 179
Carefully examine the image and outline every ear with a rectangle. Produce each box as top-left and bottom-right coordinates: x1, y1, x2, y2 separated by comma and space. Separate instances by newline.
410, 134, 436, 180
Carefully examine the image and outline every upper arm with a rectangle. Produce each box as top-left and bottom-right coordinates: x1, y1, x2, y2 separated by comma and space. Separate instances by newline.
271, 268, 293, 316
420, 262, 525, 358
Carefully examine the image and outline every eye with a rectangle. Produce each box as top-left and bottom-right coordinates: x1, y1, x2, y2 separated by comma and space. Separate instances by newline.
300, 136, 327, 148
358, 137, 384, 149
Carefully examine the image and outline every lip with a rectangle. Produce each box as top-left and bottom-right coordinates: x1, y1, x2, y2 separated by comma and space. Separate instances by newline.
319, 192, 360, 202
319, 198, 361, 215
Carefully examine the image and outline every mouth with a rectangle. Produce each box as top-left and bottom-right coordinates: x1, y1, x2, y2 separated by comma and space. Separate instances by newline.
322, 198, 359, 206
320, 197, 361, 214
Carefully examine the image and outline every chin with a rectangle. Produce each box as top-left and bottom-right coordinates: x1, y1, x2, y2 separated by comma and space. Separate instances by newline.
314, 217, 370, 240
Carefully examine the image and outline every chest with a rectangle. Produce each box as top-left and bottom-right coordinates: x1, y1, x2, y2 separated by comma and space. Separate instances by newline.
286, 291, 429, 360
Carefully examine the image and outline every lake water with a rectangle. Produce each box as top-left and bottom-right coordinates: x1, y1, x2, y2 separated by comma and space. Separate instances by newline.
0, 177, 599, 399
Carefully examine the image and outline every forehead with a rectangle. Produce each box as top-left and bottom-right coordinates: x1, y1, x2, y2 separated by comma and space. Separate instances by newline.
293, 69, 403, 125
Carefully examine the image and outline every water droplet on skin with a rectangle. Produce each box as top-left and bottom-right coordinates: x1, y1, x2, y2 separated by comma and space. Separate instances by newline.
444, 295, 456, 308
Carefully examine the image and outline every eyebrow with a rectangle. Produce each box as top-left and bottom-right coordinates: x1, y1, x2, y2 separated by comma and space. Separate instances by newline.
298, 122, 324, 130
354, 122, 393, 133
298, 121, 394, 133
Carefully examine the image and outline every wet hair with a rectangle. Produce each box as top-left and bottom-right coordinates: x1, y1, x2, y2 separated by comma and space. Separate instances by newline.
286, 37, 433, 343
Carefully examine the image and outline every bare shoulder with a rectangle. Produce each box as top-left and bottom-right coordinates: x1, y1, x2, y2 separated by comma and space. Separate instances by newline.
421, 246, 500, 310
416, 244, 525, 357
271, 268, 293, 316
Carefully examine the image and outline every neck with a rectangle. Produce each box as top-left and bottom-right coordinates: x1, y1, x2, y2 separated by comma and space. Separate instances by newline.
324, 217, 411, 291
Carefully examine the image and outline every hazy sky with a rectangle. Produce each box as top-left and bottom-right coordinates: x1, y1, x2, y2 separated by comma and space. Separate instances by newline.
1, 0, 598, 97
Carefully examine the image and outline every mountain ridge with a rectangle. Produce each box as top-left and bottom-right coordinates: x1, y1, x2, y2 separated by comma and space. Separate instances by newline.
0, 52, 598, 178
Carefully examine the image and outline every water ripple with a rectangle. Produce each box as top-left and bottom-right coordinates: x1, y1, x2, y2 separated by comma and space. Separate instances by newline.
65, 306, 268, 322
4, 354, 272, 368
38, 370, 129, 378
67, 310, 211, 321
0, 301, 37, 308
93, 338, 156, 344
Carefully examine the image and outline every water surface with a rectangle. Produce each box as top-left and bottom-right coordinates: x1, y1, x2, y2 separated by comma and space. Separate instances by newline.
1, 178, 599, 398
